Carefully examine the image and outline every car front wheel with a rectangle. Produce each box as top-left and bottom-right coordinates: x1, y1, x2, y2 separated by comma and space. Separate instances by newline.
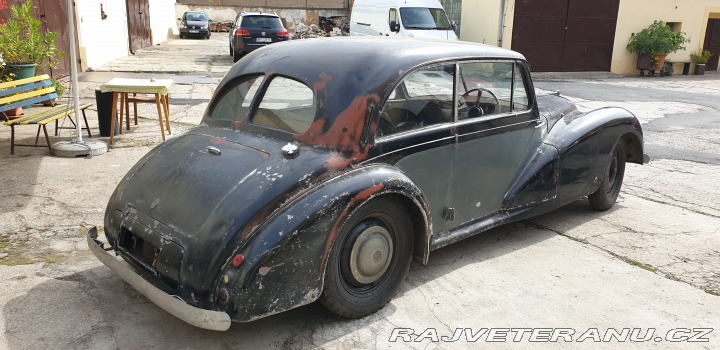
589, 141, 626, 211
320, 197, 413, 318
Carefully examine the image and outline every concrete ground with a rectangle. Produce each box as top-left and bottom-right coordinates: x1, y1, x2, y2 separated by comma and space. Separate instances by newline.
1, 35, 719, 349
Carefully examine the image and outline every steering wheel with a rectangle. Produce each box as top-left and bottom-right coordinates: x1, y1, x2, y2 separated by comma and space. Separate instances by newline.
462, 86, 501, 114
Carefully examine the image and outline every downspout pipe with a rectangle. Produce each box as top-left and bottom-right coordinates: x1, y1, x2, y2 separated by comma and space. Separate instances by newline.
498, 0, 506, 47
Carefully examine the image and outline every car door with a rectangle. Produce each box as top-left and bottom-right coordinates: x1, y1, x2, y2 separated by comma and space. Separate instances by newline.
445, 60, 543, 230
372, 63, 457, 232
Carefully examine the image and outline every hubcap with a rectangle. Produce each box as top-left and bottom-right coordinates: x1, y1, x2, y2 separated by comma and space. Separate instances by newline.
349, 226, 393, 284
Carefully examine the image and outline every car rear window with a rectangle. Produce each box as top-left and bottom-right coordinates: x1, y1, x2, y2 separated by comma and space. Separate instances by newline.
251, 76, 316, 134
207, 75, 265, 122
241, 16, 283, 29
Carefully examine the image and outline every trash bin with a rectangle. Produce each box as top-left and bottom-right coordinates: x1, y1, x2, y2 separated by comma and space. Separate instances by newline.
95, 89, 119, 136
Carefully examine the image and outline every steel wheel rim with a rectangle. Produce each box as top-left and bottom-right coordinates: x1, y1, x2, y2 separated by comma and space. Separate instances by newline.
349, 225, 393, 285
606, 146, 620, 194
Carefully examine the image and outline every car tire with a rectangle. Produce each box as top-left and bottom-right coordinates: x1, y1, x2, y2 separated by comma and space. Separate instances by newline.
320, 197, 413, 318
229, 45, 233, 57
589, 141, 626, 211
233, 50, 242, 63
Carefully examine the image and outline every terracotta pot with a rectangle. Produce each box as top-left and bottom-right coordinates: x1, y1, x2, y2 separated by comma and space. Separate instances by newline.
5, 107, 24, 119
42, 98, 57, 106
651, 54, 668, 71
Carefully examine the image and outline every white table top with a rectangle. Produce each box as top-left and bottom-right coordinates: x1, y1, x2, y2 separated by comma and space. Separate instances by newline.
99, 78, 173, 94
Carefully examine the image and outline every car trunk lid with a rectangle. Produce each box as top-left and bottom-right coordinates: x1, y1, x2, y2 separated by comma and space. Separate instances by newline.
120, 134, 269, 237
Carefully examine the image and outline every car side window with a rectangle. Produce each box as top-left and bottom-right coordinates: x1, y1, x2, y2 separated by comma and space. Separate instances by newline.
252, 76, 316, 134
457, 61, 514, 120
513, 64, 530, 112
377, 64, 455, 137
207, 75, 264, 122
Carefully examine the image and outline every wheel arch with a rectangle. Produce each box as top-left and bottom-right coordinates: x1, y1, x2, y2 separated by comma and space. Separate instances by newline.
213, 164, 431, 321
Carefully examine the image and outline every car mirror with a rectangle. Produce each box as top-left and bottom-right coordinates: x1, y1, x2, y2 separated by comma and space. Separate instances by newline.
451, 20, 457, 31
390, 21, 400, 32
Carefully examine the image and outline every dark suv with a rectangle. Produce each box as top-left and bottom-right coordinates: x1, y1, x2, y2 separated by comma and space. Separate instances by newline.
229, 12, 289, 62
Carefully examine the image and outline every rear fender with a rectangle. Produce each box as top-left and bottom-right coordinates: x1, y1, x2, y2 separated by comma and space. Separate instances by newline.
215, 164, 430, 321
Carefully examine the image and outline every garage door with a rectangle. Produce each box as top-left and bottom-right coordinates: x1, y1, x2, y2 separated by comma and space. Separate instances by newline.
511, 0, 620, 72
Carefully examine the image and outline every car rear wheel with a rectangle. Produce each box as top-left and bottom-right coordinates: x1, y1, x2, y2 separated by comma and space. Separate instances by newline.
320, 197, 413, 318
229, 45, 233, 56
589, 141, 626, 211
233, 50, 242, 63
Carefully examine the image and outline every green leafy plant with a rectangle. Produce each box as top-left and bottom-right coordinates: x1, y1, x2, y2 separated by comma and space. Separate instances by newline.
0, 0, 63, 70
626, 21, 690, 56
50, 79, 65, 98
690, 49, 712, 64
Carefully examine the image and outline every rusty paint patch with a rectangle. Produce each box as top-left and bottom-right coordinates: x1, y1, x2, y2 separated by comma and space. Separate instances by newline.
320, 183, 386, 270
295, 94, 380, 164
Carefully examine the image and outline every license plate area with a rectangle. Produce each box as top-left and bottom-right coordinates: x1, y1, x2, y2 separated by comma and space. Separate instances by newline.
189, 30, 199, 33
117, 226, 183, 289
256, 37, 271, 43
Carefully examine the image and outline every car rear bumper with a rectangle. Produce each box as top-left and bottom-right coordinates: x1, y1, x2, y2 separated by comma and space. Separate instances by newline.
87, 227, 232, 331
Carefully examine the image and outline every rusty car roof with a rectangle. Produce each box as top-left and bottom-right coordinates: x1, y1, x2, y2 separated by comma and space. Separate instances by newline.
223, 37, 525, 97
213, 37, 527, 158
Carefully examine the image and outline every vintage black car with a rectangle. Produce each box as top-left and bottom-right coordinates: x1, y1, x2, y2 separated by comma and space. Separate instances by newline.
88, 38, 646, 331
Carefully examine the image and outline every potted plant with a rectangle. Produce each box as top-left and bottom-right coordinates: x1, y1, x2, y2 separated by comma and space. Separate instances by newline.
42, 79, 65, 106
690, 49, 712, 75
0, 0, 63, 80
627, 20, 690, 76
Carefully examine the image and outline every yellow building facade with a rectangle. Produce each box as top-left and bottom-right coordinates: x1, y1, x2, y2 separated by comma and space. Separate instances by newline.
460, 0, 720, 74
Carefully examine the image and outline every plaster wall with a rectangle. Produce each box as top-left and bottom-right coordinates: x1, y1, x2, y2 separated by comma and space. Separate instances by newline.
75, 0, 129, 71
461, 0, 720, 74
149, 0, 180, 41
613, 1, 720, 74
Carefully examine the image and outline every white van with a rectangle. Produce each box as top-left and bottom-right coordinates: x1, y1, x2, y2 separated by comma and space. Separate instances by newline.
350, 0, 458, 40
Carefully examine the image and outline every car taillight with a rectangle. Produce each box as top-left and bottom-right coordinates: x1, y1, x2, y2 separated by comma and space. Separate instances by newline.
235, 29, 250, 37
276, 30, 289, 38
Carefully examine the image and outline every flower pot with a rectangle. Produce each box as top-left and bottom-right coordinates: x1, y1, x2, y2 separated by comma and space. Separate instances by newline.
695, 64, 706, 75
2, 63, 37, 80
4, 107, 24, 119
42, 98, 58, 106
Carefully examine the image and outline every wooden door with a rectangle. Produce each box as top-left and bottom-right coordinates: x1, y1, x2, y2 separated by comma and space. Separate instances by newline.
512, 0, 619, 72
126, 0, 152, 52
704, 19, 720, 71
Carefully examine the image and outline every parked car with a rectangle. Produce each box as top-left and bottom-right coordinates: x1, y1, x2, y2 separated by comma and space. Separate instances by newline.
178, 11, 211, 39
229, 12, 289, 62
88, 38, 647, 331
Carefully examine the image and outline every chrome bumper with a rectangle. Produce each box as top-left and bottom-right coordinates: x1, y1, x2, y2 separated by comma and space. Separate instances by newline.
86, 227, 232, 331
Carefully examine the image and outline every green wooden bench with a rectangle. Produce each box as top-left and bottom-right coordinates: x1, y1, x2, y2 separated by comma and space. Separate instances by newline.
1, 74, 92, 154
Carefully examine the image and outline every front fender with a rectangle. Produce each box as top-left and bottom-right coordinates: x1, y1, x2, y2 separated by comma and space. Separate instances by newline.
215, 164, 431, 321
545, 107, 643, 205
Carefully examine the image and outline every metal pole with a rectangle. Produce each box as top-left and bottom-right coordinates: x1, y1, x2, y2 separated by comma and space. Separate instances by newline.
67, 0, 83, 142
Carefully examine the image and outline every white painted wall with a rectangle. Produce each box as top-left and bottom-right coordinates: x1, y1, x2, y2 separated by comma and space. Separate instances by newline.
75, 0, 129, 70
149, 0, 180, 40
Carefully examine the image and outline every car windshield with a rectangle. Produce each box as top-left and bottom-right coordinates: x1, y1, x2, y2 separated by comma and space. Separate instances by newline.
399, 7, 451, 30
241, 16, 283, 29
186, 13, 207, 21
